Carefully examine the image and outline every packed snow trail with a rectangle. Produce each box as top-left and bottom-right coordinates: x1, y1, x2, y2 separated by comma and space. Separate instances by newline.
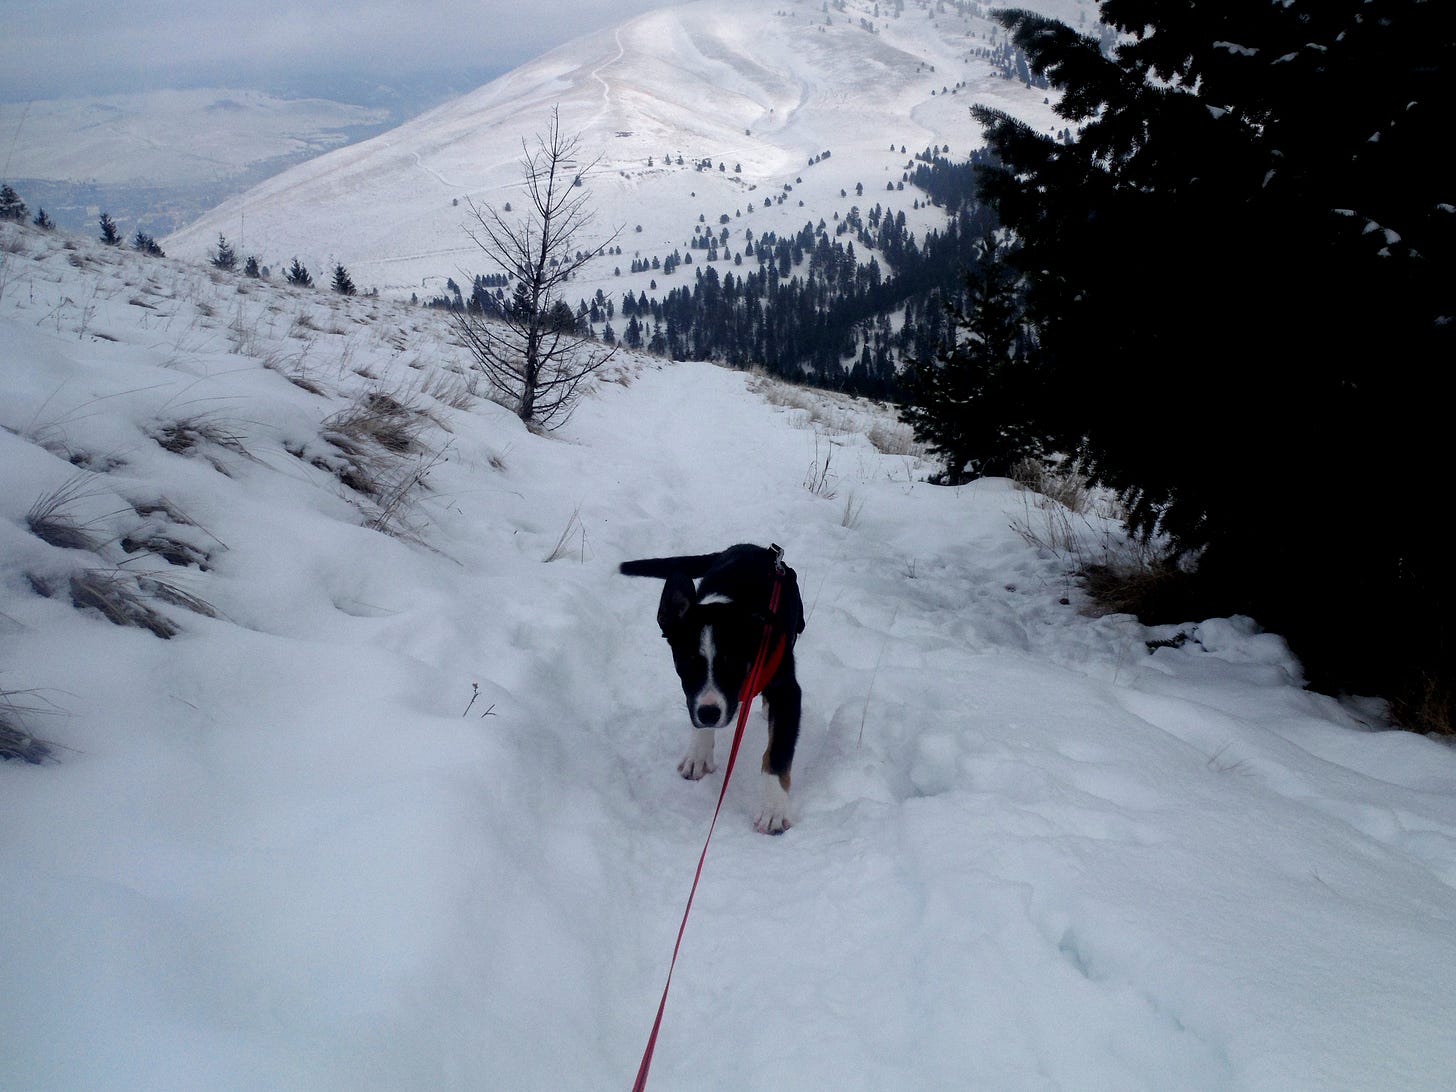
3, 225, 1456, 1090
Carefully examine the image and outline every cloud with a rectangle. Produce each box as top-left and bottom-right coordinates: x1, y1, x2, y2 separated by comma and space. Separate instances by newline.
0, 0, 684, 102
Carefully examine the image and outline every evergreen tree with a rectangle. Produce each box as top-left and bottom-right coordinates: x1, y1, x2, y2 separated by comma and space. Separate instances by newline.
285, 258, 313, 287
0, 183, 27, 222
973, 0, 1454, 708
899, 238, 1041, 482
33, 208, 53, 230
211, 234, 237, 271
132, 230, 165, 257
331, 263, 356, 296
98, 212, 121, 246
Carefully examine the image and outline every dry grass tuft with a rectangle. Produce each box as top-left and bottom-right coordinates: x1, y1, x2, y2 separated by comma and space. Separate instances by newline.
1007, 457, 1108, 560
544, 505, 587, 563
1078, 556, 1203, 620
365, 446, 448, 543
1010, 457, 1094, 515
137, 575, 220, 619
323, 390, 427, 456
26, 474, 105, 552
866, 421, 922, 457
1007, 456, 1194, 619
292, 440, 378, 497
414, 369, 474, 411
69, 569, 179, 638
288, 312, 319, 338
131, 497, 192, 524
151, 415, 254, 473
121, 533, 211, 570
1, 687, 60, 764
803, 432, 838, 499
1391, 674, 1454, 737
262, 348, 327, 396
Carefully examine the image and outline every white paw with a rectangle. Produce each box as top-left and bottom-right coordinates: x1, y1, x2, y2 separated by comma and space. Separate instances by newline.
678, 729, 715, 780
754, 773, 791, 834
678, 753, 716, 779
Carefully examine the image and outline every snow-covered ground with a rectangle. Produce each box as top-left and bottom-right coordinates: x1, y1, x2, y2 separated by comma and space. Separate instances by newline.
164, 0, 1085, 302
4, 220, 1456, 1091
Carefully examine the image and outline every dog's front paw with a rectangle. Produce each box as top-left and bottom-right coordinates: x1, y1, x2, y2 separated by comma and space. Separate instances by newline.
677, 753, 716, 780
678, 730, 716, 780
754, 773, 791, 834
754, 806, 791, 835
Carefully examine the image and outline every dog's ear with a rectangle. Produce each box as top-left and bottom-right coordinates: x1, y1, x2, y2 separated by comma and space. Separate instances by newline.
656, 570, 697, 635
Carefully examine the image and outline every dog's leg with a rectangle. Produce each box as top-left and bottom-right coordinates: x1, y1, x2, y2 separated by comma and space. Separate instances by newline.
756, 668, 801, 834
678, 727, 716, 780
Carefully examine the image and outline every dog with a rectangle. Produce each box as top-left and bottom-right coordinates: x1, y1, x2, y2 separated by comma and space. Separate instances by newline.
620, 543, 806, 834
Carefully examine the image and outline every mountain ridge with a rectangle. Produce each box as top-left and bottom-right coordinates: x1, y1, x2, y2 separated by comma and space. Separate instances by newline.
164, 0, 1078, 300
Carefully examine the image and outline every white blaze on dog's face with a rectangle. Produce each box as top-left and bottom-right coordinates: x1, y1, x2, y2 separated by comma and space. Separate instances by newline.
669, 604, 754, 730
689, 623, 731, 728
659, 581, 755, 732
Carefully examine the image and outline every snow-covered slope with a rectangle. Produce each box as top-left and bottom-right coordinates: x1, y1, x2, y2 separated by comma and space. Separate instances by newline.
5, 216, 1456, 1089
164, 0, 1082, 300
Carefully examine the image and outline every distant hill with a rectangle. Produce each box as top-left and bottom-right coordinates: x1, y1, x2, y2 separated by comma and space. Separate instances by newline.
164, 0, 1079, 304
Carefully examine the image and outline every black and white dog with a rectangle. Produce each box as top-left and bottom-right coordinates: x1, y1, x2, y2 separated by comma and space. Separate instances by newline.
620, 544, 806, 834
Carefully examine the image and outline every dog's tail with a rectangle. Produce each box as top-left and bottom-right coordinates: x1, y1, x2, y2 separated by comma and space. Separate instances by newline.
619, 554, 720, 580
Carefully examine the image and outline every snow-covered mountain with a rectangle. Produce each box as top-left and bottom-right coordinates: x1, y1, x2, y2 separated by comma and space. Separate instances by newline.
165, 0, 1082, 300
6, 196, 1456, 1088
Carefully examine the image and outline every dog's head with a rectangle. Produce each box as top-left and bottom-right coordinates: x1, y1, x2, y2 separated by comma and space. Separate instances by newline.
656, 571, 760, 730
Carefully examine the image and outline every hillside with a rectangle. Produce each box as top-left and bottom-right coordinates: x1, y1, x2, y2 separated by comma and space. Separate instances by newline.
164, 0, 1082, 305
6, 208, 1456, 1088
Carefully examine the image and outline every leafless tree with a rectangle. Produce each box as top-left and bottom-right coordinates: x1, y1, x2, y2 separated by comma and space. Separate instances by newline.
451, 107, 621, 429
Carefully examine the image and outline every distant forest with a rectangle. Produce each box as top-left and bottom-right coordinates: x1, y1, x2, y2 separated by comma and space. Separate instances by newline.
430, 150, 1004, 399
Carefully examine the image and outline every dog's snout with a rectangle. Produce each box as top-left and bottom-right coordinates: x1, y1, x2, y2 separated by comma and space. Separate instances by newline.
696, 703, 722, 727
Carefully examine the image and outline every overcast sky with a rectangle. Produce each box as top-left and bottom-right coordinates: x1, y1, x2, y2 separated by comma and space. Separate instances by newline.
0, 0, 685, 103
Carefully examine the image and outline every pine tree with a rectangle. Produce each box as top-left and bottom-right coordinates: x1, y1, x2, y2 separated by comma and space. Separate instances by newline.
98, 212, 121, 246
132, 230, 165, 257
211, 234, 237, 271
32, 208, 53, 230
973, 0, 1454, 708
899, 238, 1041, 483
0, 183, 27, 222
285, 258, 313, 287
330, 263, 356, 295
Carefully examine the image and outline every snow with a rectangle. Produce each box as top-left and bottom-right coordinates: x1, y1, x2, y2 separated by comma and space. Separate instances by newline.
5, 214, 1456, 1090
162, 0, 1083, 303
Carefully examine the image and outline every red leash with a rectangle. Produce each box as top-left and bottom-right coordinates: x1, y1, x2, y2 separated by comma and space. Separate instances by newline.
632, 554, 785, 1092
